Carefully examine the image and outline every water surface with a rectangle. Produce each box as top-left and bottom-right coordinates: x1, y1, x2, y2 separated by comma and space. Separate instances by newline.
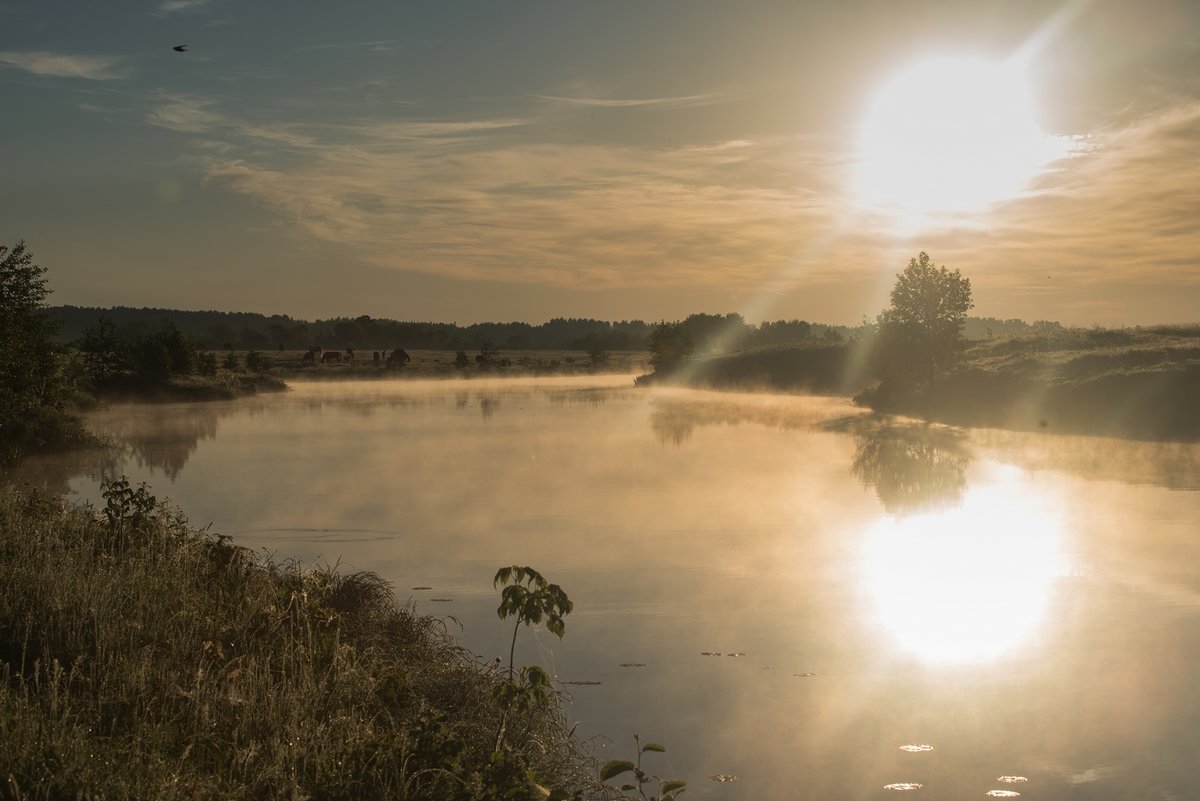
27, 377, 1200, 800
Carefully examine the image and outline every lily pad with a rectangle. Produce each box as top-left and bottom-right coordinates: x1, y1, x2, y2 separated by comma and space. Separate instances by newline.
899, 745, 934, 753
883, 783, 923, 791
708, 774, 739, 782
986, 792, 1021, 798
618, 663, 646, 668
996, 777, 1028, 784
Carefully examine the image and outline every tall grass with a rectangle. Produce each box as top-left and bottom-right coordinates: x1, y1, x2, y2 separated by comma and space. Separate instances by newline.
0, 483, 597, 800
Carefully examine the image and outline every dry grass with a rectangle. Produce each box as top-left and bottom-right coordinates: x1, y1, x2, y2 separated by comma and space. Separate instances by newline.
0, 485, 599, 800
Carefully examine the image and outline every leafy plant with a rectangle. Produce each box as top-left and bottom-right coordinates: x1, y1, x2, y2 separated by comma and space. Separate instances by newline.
101, 475, 159, 529
493, 565, 573, 681
601, 735, 687, 801
490, 566, 573, 756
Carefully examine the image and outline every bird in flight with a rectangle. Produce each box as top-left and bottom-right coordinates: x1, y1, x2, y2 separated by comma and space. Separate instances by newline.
173, 44, 188, 52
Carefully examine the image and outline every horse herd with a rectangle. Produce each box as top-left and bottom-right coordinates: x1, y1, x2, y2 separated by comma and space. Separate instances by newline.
300, 347, 411, 367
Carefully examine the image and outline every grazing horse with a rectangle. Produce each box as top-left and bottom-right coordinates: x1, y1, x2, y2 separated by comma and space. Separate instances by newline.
321, 351, 343, 364
387, 348, 412, 368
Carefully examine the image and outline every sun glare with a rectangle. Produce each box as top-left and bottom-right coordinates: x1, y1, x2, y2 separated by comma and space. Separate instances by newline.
853, 56, 1068, 228
861, 465, 1067, 665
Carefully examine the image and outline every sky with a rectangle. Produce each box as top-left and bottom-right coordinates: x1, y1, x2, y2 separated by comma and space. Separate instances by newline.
2, 0, 1198, 326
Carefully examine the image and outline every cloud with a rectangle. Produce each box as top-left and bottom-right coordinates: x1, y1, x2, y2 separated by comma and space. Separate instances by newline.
534, 91, 735, 109
143, 83, 1199, 323
0, 50, 127, 80
178, 108, 838, 289
296, 40, 398, 53
875, 100, 1200, 321
146, 93, 224, 133
157, 0, 214, 14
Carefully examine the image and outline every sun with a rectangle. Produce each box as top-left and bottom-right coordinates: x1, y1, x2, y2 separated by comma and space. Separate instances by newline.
853, 56, 1067, 226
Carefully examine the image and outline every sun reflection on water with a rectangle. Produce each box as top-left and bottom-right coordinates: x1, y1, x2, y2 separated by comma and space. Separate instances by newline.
862, 464, 1067, 665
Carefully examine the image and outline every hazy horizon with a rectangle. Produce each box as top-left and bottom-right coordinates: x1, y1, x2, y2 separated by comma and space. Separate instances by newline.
4, 0, 1198, 326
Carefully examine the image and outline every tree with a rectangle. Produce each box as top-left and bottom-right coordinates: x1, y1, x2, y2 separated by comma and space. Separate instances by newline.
647, 321, 694, 375
874, 252, 973, 390
0, 241, 81, 464
77, 318, 128, 385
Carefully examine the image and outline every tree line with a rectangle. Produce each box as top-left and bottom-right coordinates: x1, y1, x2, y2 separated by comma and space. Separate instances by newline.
49, 306, 857, 354
4, 237, 1060, 466
50, 307, 659, 353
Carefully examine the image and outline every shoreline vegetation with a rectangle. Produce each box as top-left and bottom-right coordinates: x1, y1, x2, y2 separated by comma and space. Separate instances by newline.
0, 482, 605, 800
640, 325, 1200, 442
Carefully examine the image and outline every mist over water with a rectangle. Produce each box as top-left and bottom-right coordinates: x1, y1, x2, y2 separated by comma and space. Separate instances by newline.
27, 377, 1200, 800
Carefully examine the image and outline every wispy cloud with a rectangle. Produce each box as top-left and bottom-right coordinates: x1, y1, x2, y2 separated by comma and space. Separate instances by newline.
889, 100, 1200, 321
534, 91, 735, 109
0, 50, 127, 80
296, 39, 398, 53
146, 93, 224, 133
141, 83, 1199, 323
157, 0, 214, 14
170, 104, 832, 288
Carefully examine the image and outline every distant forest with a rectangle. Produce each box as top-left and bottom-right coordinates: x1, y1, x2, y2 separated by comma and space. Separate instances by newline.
48, 306, 1056, 353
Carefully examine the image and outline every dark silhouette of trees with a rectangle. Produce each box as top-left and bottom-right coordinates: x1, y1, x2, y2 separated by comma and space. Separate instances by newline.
648, 321, 694, 375
77, 317, 127, 384
77, 319, 197, 389
874, 252, 973, 391
0, 241, 85, 464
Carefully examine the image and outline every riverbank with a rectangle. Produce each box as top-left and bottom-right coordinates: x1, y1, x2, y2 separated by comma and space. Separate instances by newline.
264, 348, 650, 381
90, 371, 289, 403
861, 326, 1200, 440
0, 483, 598, 800
641, 326, 1200, 441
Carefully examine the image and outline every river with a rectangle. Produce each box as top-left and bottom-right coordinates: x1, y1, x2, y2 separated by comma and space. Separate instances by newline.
22, 376, 1200, 800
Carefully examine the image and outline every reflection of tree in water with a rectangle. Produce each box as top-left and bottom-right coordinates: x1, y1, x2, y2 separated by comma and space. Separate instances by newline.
4, 446, 122, 497
851, 423, 970, 513
89, 404, 226, 480
650, 405, 697, 446
479, 395, 500, 419
6, 401, 266, 492
648, 396, 852, 447
547, 388, 614, 407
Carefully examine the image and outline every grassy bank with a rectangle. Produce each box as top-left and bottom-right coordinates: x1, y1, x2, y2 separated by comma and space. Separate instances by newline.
89, 371, 288, 404
635, 342, 869, 396
860, 326, 1200, 440
644, 326, 1200, 441
0, 483, 597, 800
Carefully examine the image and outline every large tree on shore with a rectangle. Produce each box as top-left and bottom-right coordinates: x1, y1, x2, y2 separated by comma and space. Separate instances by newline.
0, 240, 80, 464
874, 252, 974, 390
